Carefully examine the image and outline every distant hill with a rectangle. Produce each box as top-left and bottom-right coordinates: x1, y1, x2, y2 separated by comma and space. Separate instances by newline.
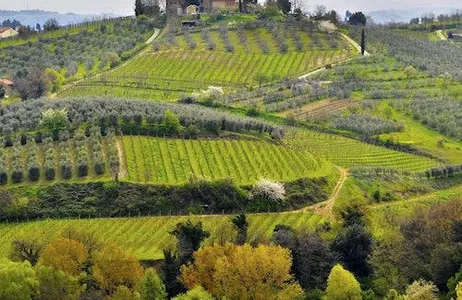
366, 7, 460, 24
0, 9, 120, 28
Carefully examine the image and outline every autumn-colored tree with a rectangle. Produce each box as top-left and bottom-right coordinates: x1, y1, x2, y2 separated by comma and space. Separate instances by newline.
35, 265, 83, 300
457, 281, 462, 299
181, 244, 303, 300
139, 268, 168, 300
92, 244, 143, 295
39, 238, 89, 276
324, 264, 362, 300
172, 286, 214, 300
0, 259, 39, 300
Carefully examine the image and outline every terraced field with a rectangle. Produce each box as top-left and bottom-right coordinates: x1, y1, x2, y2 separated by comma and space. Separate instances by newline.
284, 128, 441, 172
61, 28, 355, 100
0, 211, 326, 260
121, 136, 330, 184
280, 99, 359, 121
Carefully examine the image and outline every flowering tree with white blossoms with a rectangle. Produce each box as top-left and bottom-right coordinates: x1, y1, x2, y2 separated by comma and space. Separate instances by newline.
250, 179, 286, 203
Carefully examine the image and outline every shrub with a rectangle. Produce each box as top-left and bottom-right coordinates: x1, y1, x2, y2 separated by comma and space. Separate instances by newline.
45, 168, 55, 181
0, 171, 7, 185
78, 164, 89, 178
28, 166, 40, 182
250, 179, 285, 203
12, 170, 24, 184
95, 163, 105, 175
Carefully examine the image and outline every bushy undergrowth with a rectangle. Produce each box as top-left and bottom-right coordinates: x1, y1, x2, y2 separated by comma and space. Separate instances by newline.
0, 177, 328, 221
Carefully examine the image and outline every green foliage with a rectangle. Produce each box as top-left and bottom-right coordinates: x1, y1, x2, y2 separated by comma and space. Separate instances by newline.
171, 286, 214, 300
332, 224, 373, 277
35, 265, 83, 300
139, 268, 168, 300
0, 259, 39, 300
324, 264, 362, 300
40, 108, 68, 132
162, 110, 183, 135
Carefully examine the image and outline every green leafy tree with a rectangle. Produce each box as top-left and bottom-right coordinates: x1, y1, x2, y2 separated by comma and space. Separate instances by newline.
162, 110, 183, 136
35, 265, 83, 300
324, 264, 362, 300
140, 268, 167, 300
0, 259, 39, 300
109, 285, 140, 300
40, 108, 68, 133
172, 286, 214, 300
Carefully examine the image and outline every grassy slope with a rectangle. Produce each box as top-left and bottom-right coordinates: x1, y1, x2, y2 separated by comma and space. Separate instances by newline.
284, 128, 440, 172
366, 183, 462, 239
376, 101, 462, 164
121, 136, 333, 185
0, 211, 326, 260
61, 28, 355, 100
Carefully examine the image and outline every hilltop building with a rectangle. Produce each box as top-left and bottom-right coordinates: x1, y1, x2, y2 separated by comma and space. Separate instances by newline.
0, 27, 19, 39
167, 0, 237, 16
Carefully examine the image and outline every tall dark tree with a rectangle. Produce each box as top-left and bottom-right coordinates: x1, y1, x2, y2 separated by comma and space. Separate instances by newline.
0, 85, 5, 99
348, 11, 367, 26
273, 226, 336, 290
361, 28, 366, 56
231, 214, 248, 245
135, 0, 145, 16
169, 220, 210, 263
277, 0, 292, 14
331, 224, 373, 277
162, 221, 210, 298
162, 249, 184, 297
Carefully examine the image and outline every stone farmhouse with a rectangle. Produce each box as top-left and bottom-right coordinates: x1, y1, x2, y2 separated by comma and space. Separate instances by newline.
167, 0, 237, 16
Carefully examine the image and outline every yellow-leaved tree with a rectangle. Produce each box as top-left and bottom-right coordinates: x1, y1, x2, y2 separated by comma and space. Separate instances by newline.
181, 243, 303, 300
92, 244, 143, 295
39, 238, 89, 276
324, 264, 362, 300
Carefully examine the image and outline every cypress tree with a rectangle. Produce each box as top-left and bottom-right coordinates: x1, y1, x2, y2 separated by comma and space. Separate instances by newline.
361, 28, 366, 56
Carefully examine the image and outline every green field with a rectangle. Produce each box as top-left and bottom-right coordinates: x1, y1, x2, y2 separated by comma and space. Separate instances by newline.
0, 211, 326, 260
61, 28, 355, 100
284, 128, 441, 172
121, 136, 331, 184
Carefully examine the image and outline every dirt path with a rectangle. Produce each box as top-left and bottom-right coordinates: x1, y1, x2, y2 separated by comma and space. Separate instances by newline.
307, 166, 348, 218
298, 33, 369, 80
436, 30, 447, 41
341, 33, 370, 56
116, 138, 128, 179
